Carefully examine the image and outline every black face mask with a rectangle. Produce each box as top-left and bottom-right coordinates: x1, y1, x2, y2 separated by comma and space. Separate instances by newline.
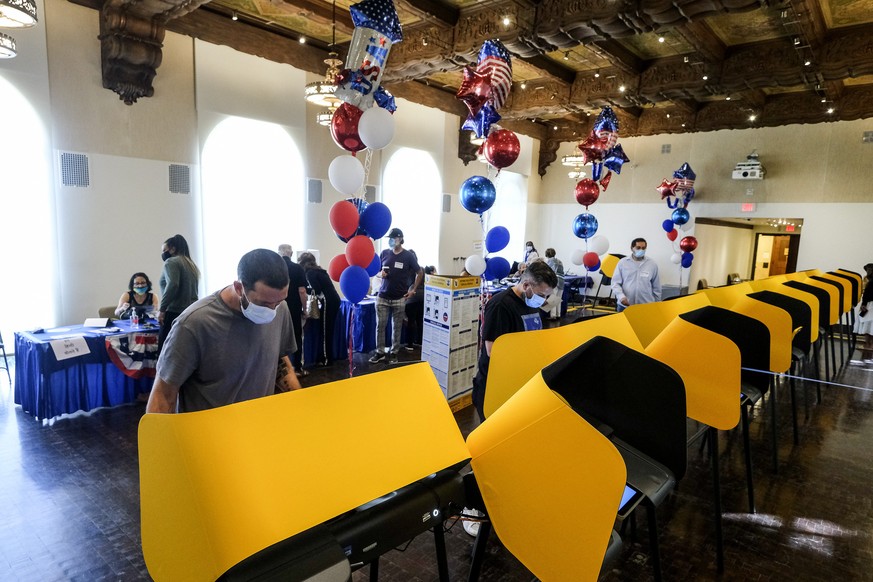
161, 251, 171, 262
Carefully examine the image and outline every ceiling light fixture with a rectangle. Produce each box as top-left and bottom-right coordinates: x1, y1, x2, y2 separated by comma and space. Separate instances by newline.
422, 37, 428, 46
793, 37, 800, 46
520, 81, 526, 89
666, 113, 671, 118
618, 85, 626, 92
553, 125, 558, 130
502, 16, 510, 26
562, 147, 586, 167
231, 11, 238, 21
725, 95, 731, 100
749, 114, 756, 121
804, 60, 811, 66
702, 75, 708, 81
299, 36, 306, 44
827, 107, 834, 114
821, 97, 826, 103
0, 0, 37, 27
563, 51, 569, 60
316, 104, 339, 127
594, 70, 600, 78
0, 31, 15, 58
303, 0, 343, 113
658, 36, 665, 43
568, 168, 585, 180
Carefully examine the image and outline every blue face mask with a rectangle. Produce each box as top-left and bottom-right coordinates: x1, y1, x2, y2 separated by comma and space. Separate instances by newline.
133, 286, 148, 294
388, 238, 396, 248
524, 285, 548, 309
633, 249, 646, 259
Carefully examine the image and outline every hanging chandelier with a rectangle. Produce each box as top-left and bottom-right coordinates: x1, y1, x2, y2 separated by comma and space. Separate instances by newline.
304, 0, 343, 112
563, 146, 586, 180
0, 0, 37, 28
0, 32, 15, 58
316, 103, 339, 126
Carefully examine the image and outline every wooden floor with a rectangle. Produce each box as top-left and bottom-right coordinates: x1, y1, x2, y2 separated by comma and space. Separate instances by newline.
2, 330, 872, 581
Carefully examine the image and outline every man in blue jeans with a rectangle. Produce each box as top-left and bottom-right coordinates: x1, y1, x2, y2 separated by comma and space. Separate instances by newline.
369, 228, 423, 364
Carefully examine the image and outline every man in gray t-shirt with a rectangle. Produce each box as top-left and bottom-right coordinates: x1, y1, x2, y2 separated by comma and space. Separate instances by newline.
146, 248, 301, 413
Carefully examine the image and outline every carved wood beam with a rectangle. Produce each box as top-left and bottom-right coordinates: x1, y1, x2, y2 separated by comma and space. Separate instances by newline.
276, 0, 355, 31
588, 39, 644, 77
399, 0, 458, 26
786, 0, 828, 46
820, 25, 873, 82
673, 20, 725, 64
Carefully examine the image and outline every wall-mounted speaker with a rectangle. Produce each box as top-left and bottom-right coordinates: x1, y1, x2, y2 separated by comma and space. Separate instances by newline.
307, 179, 323, 203
169, 164, 190, 194
59, 152, 90, 188
442, 193, 451, 213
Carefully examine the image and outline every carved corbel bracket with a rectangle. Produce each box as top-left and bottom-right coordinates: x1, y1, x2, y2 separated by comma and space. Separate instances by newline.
458, 128, 480, 165
99, 6, 165, 105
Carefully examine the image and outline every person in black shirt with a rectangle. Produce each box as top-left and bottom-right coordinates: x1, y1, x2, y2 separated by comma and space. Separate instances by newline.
471, 260, 558, 421
278, 245, 308, 372
298, 252, 341, 367
369, 228, 423, 363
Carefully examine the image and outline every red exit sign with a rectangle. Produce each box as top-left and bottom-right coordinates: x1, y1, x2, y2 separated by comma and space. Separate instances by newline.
740, 203, 756, 212
785, 224, 795, 232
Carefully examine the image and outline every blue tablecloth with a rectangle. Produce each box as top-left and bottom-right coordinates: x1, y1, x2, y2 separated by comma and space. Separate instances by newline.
14, 320, 158, 421
302, 298, 401, 366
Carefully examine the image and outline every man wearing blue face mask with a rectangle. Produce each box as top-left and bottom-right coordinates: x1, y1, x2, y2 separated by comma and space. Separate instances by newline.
611, 237, 662, 312
147, 248, 301, 414
471, 260, 558, 421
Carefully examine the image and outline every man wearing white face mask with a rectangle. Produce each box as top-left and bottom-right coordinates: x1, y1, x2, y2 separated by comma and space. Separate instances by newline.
611, 237, 661, 312
147, 249, 301, 413
471, 260, 558, 422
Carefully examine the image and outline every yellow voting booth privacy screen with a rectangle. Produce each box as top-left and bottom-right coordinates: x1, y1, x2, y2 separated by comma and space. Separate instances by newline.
139, 363, 470, 581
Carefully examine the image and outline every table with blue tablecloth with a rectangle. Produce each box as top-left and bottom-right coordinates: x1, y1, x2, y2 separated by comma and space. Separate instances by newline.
14, 320, 158, 421
302, 297, 402, 367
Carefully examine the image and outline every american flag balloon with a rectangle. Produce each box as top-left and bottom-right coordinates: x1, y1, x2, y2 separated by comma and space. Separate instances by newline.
349, 0, 403, 43
477, 40, 513, 111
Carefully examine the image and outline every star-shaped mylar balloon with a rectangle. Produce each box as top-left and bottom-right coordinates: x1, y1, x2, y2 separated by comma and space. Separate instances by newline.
657, 178, 678, 200
456, 66, 492, 118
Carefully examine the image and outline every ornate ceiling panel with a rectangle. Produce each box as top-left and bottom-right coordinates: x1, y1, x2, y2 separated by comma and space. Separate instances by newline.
68, 0, 873, 172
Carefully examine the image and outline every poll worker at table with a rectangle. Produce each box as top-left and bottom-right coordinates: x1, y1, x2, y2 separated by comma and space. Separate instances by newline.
147, 248, 301, 414
157, 234, 200, 352
114, 272, 159, 319
369, 228, 423, 364
472, 260, 558, 422
278, 244, 308, 372
611, 237, 662, 312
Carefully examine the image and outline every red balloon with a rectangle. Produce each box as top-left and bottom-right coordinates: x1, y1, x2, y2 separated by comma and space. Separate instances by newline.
582, 251, 600, 268
484, 129, 520, 169
456, 66, 492, 118
679, 236, 699, 252
328, 254, 349, 282
330, 102, 365, 153
575, 179, 600, 207
345, 235, 375, 268
666, 229, 678, 241
329, 200, 360, 238
599, 171, 613, 190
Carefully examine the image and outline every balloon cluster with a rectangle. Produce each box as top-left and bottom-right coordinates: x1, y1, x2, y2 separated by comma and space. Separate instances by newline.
457, 40, 513, 140
658, 162, 698, 268
328, 199, 393, 303
456, 40, 522, 215
327, 0, 402, 196
465, 226, 511, 281
567, 107, 626, 273
575, 107, 631, 194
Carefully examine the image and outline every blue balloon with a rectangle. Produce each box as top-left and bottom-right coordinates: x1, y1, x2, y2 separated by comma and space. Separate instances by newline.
484, 256, 511, 281
459, 176, 497, 214
585, 259, 601, 272
339, 265, 370, 304
572, 213, 599, 239
485, 226, 510, 253
681, 252, 694, 268
671, 208, 690, 225
360, 202, 392, 239
662, 219, 675, 233
365, 254, 382, 277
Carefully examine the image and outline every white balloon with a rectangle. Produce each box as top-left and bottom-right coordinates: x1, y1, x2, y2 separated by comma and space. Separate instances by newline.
465, 254, 487, 276
328, 155, 364, 196
670, 253, 682, 264
358, 107, 396, 150
680, 220, 694, 232
570, 249, 586, 266
588, 235, 610, 256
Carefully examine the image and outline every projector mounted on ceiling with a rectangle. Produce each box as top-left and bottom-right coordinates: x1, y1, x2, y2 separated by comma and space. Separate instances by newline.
732, 150, 765, 180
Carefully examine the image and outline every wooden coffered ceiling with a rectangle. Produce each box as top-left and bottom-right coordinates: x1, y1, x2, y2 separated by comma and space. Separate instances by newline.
76, 0, 873, 171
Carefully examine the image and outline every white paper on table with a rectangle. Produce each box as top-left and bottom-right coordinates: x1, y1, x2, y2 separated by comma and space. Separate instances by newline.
50, 336, 91, 361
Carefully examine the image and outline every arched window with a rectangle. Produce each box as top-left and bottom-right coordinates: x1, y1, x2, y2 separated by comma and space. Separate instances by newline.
201, 117, 304, 291
382, 148, 441, 268
485, 171, 527, 263
0, 77, 54, 342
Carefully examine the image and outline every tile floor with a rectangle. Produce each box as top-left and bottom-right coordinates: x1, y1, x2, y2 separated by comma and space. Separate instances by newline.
1, 332, 872, 581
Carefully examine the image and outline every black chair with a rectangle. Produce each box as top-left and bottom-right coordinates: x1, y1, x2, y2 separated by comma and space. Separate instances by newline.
542, 336, 686, 581
678, 306, 772, 514
811, 274, 850, 369
829, 270, 862, 354
784, 280, 834, 384
0, 329, 9, 383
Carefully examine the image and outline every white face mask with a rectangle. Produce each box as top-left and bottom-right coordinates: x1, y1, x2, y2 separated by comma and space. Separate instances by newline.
524, 284, 548, 308
388, 238, 397, 248
633, 248, 646, 259
240, 289, 277, 324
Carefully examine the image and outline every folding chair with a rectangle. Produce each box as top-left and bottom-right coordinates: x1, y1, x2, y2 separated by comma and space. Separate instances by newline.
0, 329, 10, 383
